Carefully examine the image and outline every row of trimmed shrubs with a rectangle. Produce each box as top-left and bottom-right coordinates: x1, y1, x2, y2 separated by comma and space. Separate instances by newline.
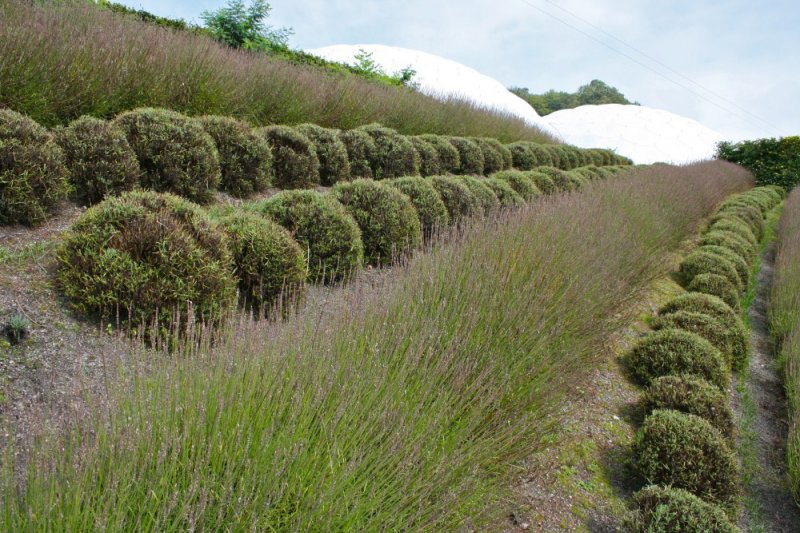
768, 185, 800, 504
622, 185, 785, 531
54, 166, 631, 336
0, 107, 631, 226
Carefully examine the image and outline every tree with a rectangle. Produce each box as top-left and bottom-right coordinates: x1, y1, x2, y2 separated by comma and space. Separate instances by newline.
510, 80, 637, 115
716, 136, 800, 188
201, 0, 293, 52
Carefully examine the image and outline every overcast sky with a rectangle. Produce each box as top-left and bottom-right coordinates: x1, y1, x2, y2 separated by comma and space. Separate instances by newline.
121, 0, 799, 142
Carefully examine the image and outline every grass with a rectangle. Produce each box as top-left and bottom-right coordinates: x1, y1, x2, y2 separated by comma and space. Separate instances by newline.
0, 162, 751, 530
769, 186, 800, 504
0, 0, 553, 143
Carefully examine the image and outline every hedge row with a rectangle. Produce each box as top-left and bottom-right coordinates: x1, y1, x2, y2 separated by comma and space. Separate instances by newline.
623, 185, 784, 530
0, 107, 631, 226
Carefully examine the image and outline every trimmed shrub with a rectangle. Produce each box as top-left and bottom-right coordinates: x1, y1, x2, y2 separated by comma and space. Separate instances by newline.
196, 115, 272, 198
418, 134, 460, 174
573, 165, 604, 181
385, 176, 449, 237
633, 410, 741, 512
483, 177, 525, 208
253, 190, 363, 283
428, 175, 480, 225
0, 109, 70, 225
448, 137, 485, 175
407, 136, 442, 177
339, 129, 377, 179
114, 108, 221, 203
625, 485, 739, 532
524, 171, 557, 195
658, 293, 742, 330
626, 328, 729, 390
55, 116, 139, 206
676, 250, 743, 292
542, 145, 563, 169
332, 179, 422, 266
700, 230, 757, 264
296, 124, 350, 186
688, 274, 741, 311
712, 204, 764, 240
558, 146, 581, 170
56, 190, 236, 332
255, 125, 320, 189
212, 209, 306, 316
719, 194, 770, 215
357, 124, 420, 179
491, 170, 541, 201
653, 310, 748, 370
700, 245, 750, 288
710, 218, 758, 249
537, 166, 579, 192
641, 375, 734, 438
478, 137, 513, 170
471, 138, 505, 175
528, 144, 554, 167
505, 142, 536, 170
456, 176, 500, 215
765, 184, 787, 199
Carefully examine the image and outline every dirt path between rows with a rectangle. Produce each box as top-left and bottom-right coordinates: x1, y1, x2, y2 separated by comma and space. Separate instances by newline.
736, 243, 800, 532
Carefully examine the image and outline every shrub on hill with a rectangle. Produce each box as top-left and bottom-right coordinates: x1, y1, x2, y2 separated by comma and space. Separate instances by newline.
699, 245, 750, 289
483, 177, 525, 208
625, 485, 739, 532
527, 143, 554, 167
688, 273, 741, 311
641, 375, 734, 439
541, 145, 562, 169
253, 190, 363, 283
296, 124, 351, 186
456, 176, 500, 216
626, 328, 729, 389
196, 115, 272, 197
477, 137, 513, 170
564, 170, 589, 189
676, 250, 743, 293
212, 209, 307, 316
719, 194, 771, 215
332, 179, 422, 266
573, 165, 604, 181
385, 176, 449, 238
505, 141, 536, 170
428, 175, 480, 225
537, 166, 579, 192
358, 124, 420, 179
633, 410, 741, 512
55, 190, 236, 333
524, 171, 557, 195
339, 129, 377, 179
471, 138, 505, 174
255, 125, 320, 189
709, 218, 758, 249
407, 136, 442, 177
0, 109, 70, 226
558, 146, 581, 170
55, 115, 139, 206
491, 170, 541, 201
658, 293, 742, 331
114, 108, 221, 203
653, 309, 748, 370
447, 137, 485, 175
418, 134, 461, 174
710, 206, 764, 241
699, 231, 757, 264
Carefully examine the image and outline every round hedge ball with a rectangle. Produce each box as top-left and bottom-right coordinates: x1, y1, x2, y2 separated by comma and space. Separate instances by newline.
456, 176, 500, 216
428, 175, 481, 225
711, 205, 764, 240
625, 485, 739, 533
55, 116, 140, 206
479, 137, 513, 170
407, 136, 442, 177
386, 176, 449, 238
677, 250, 743, 293
641, 375, 735, 439
699, 231, 757, 264
418, 134, 461, 174
253, 190, 364, 283
688, 273, 741, 311
196, 115, 272, 198
658, 292, 742, 330
0, 109, 70, 226
212, 209, 307, 316
565, 170, 589, 189
699, 245, 750, 290
332, 179, 422, 266
491, 170, 542, 201
471, 138, 505, 175
483, 177, 525, 208
633, 410, 741, 513
626, 328, 729, 389
55, 190, 236, 332
339, 129, 377, 179
709, 218, 758, 248
296, 123, 351, 186
113, 108, 221, 203
653, 310, 748, 370
447, 137, 485, 175
537, 166, 578, 192
505, 142, 536, 170
719, 195, 769, 215
528, 144, 554, 167
357, 124, 420, 179
524, 171, 557, 195
254, 125, 320, 189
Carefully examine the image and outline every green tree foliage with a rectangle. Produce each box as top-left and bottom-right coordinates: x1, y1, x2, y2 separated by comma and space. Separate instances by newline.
716, 136, 800, 189
201, 0, 293, 52
510, 79, 638, 116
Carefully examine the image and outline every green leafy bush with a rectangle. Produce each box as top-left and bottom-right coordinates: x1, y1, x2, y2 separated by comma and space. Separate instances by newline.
505, 141, 536, 170
0, 109, 70, 225
765, 184, 787, 199
719, 194, 770, 216
212, 209, 306, 316
653, 310, 748, 370
699, 231, 757, 264
537, 166, 579, 192
447, 137, 485, 175
527, 144, 554, 167
641, 375, 734, 438
418, 134, 460, 174
332, 179, 422, 266
55, 115, 139, 206
699, 245, 750, 289
658, 293, 742, 330
196, 115, 272, 197
339, 129, 377, 179
633, 410, 741, 512
558, 146, 581, 170
676, 250, 743, 292
253, 190, 363, 283
710, 206, 764, 241
626, 329, 729, 389
524, 171, 557, 195
471, 138, 505, 174
709, 218, 758, 249
625, 485, 739, 532
491, 170, 541, 201
56, 190, 236, 332
716, 136, 800, 188
483, 177, 524, 208
296, 124, 351, 186
407, 136, 442, 177
114, 108, 221, 203
456, 176, 500, 216
385, 176, 449, 237
572, 165, 604, 181
428, 175, 480, 225
688, 274, 741, 311
358, 124, 420, 179
477, 137, 513, 170
255, 125, 320, 189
